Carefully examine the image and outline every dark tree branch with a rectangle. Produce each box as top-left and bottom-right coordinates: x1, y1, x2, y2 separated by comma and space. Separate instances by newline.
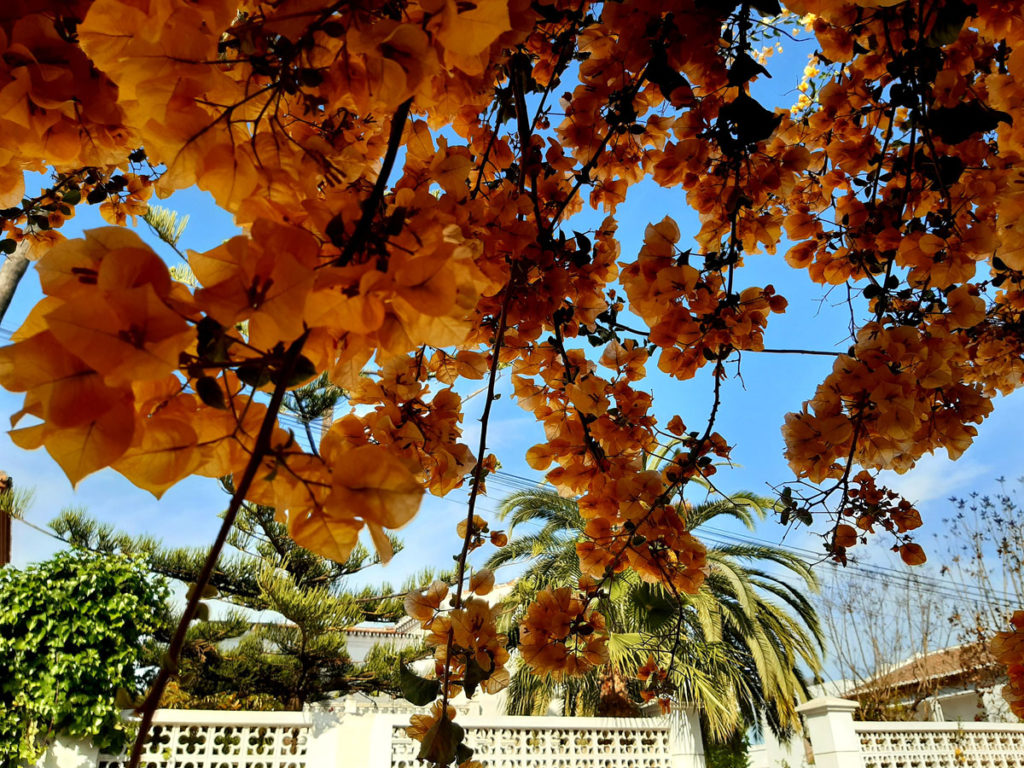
332, 98, 413, 267
129, 330, 310, 768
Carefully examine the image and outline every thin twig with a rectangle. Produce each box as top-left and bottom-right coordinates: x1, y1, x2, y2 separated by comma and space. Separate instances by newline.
441, 287, 513, 708
333, 98, 412, 267
128, 331, 310, 768
759, 348, 842, 357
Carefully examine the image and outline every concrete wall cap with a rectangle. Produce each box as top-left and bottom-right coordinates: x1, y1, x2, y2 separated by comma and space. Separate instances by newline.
796, 697, 861, 715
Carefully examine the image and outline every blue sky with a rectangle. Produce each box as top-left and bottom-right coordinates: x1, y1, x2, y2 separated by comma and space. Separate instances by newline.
5, 174, 1021, 590
4, 24, 1022, 608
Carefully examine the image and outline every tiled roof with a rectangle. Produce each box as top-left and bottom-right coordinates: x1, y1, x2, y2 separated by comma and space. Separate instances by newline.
345, 623, 419, 637
848, 643, 1002, 695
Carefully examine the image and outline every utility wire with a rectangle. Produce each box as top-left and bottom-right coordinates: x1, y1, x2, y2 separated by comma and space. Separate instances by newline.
273, 413, 1015, 605
697, 524, 1021, 610
146, 405, 1024, 609
474, 473, 1020, 610
218, 407, 1024, 608
485, 470, 1024, 610
8, 475, 1017, 610
694, 515, 1024, 606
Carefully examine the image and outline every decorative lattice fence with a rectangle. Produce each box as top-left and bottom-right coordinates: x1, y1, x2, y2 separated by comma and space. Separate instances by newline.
63, 702, 703, 768
96, 711, 310, 768
389, 716, 677, 768
82, 707, 696, 768
789, 697, 1024, 768
855, 722, 1024, 768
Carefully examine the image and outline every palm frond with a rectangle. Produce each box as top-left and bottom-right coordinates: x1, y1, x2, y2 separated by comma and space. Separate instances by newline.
686, 492, 775, 530
499, 489, 582, 532
491, 485, 823, 737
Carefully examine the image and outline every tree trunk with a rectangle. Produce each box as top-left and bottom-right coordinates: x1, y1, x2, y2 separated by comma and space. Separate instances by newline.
0, 241, 31, 325
597, 667, 640, 717
0, 472, 12, 568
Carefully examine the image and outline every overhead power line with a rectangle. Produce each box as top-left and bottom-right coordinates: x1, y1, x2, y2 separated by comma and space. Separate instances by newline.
267, 410, 1024, 609
696, 524, 1021, 610
485, 470, 1024, 610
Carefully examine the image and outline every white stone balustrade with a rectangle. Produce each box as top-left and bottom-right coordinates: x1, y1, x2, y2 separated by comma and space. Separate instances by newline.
388, 713, 698, 768
854, 720, 1024, 768
795, 697, 1024, 768
52, 705, 704, 768
95, 710, 318, 768
49, 697, 1024, 768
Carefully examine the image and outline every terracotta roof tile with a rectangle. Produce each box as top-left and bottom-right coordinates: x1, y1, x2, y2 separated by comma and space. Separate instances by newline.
849, 643, 1001, 696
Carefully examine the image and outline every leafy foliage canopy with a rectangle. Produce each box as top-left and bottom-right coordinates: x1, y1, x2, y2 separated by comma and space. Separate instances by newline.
0, 551, 167, 762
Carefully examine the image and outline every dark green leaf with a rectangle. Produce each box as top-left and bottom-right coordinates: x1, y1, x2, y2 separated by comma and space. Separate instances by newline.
924, 0, 976, 47
284, 355, 319, 387
727, 52, 771, 87
647, 46, 690, 103
456, 743, 475, 765
926, 102, 1012, 145
718, 92, 782, 148
237, 362, 271, 388
400, 663, 441, 706
573, 230, 591, 256
462, 655, 488, 699
196, 376, 227, 409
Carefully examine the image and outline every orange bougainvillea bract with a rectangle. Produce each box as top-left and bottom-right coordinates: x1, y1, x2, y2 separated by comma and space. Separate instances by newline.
1, 0, 1024, 761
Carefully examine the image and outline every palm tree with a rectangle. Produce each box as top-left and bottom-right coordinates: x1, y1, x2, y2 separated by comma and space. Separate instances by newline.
486, 486, 824, 741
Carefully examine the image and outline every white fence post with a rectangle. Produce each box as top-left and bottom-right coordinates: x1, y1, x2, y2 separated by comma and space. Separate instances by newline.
669, 707, 706, 768
796, 697, 863, 768
304, 707, 344, 768
306, 709, 397, 768
34, 735, 99, 768
369, 714, 404, 768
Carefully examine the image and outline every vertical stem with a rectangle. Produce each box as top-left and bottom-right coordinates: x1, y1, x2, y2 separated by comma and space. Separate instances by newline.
333, 98, 412, 267
441, 288, 513, 708
128, 331, 309, 768
0, 471, 11, 567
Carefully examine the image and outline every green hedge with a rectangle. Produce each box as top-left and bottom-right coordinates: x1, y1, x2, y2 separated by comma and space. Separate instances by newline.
0, 550, 168, 762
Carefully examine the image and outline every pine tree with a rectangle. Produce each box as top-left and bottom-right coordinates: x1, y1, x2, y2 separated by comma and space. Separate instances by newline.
53, 495, 447, 709
50, 380, 448, 710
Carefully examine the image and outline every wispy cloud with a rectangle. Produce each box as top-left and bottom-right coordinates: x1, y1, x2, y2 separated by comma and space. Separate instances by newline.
881, 453, 989, 506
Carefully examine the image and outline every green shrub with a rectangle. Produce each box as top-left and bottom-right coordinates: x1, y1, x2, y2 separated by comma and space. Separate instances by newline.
0, 550, 168, 762
705, 729, 752, 768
